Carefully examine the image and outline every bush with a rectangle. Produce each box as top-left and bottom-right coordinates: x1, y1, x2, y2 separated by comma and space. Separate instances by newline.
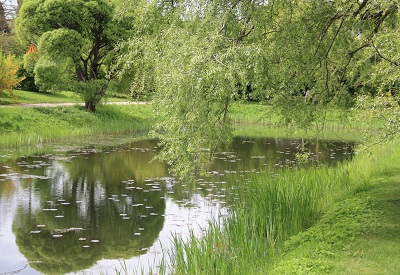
0, 52, 25, 94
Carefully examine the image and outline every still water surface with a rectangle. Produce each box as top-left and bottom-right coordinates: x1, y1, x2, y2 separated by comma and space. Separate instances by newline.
0, 135, 353, 274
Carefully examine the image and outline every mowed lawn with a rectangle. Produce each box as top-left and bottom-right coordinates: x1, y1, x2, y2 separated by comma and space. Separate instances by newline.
0, 90, 131, 105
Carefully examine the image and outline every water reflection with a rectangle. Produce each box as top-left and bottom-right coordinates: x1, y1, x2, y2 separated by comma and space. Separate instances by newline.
0, 136, 353, 274
9, 141, 167, 274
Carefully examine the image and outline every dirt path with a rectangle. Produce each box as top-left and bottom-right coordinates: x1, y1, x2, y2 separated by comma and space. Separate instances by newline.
0, 101, 148, 108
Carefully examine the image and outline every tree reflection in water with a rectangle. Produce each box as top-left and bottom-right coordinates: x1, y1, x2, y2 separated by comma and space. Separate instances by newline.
1, 137, 353, 274
11, 140, 167, 274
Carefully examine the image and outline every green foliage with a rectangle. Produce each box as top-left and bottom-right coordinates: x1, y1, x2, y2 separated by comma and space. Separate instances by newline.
0, 52, 25, 93
23, 52, 39, 73
15, 0, 132, 110
353, 93, 400, 143
168, 137, 400, 275
33, 57, 69, 92
169, 163, 353, 274
38, 28, 83, 61
117, 0, 400, 178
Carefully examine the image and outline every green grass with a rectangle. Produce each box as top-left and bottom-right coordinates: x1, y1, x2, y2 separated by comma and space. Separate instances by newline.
168, 164, 353, 275
229, 102, 381, 142
1, 91, 398, 274
0, 89, 131, 105
167, 138, 400, 275
267, 150, 400, 274
0, 90, 81, 104
0, 104, 153, 147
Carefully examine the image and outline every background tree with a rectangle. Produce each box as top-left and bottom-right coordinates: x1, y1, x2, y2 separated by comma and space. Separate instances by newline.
15, 0, 132, 111
0, 51, 25, 94
0, 1, 20, 55
0, 1, 10, 33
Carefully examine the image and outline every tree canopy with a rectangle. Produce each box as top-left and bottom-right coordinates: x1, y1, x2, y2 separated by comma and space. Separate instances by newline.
12, 0, 400, 176
117, 0, 400, 177
15, 0, 132, 111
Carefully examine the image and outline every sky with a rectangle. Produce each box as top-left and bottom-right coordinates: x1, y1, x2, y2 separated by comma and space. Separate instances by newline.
2, 0, 18, 19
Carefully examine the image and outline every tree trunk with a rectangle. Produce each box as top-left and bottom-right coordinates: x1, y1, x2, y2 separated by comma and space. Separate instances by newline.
85, 100, 96, 112
84, 82, 108, 112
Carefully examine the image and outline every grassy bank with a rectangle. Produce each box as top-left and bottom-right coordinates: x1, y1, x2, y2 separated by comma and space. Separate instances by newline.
0, 104, 153, 147
267, 139, 400, 274
168, 138, 400, 274
1, 92, 398, 274
230, 102, 379, 142
0, 89, 130, 105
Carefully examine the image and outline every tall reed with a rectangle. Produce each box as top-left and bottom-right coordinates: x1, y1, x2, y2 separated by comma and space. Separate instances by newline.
168, 163, 353, 274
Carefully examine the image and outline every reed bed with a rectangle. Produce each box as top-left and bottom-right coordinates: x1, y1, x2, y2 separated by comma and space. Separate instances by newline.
167, 137, 400, 275
168, 162, 355, 275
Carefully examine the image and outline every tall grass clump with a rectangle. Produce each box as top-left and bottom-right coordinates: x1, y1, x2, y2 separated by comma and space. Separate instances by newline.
169, 163, 353, 275
168, 137, 400, 275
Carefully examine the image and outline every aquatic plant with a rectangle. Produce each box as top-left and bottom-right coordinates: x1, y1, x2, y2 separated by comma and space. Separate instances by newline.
167, 138, 400, 274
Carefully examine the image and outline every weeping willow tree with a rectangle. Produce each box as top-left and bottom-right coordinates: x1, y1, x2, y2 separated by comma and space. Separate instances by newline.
119, 0, 400, 178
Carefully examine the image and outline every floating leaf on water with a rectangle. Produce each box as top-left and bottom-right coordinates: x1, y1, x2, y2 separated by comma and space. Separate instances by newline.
69, 227, 84, 231
52, 234, 63, 238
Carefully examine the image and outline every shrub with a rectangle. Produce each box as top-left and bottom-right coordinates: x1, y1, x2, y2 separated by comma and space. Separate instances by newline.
0, 52, 25, 94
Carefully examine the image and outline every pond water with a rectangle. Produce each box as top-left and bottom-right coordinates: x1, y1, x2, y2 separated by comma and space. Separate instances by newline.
0, 135, 353, 275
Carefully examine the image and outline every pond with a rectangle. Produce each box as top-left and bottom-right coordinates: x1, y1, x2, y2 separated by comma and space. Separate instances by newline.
0, 135, 353, 275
